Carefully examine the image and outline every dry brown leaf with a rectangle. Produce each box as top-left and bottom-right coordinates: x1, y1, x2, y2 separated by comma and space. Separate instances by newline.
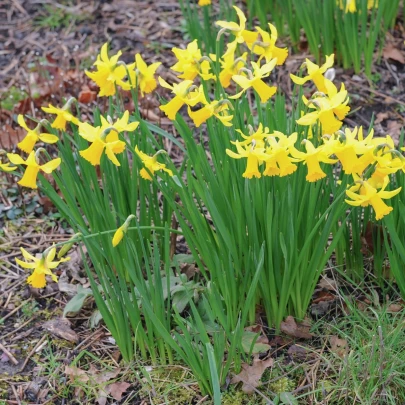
107, 381, 131, 400
318, 276, 338, 291
78, 85, 97, 104
43, 318, 79, 343
383, 44, 405, 64
387, 120, 403, 138
329, 335, 348, 358
280, 316, 313, 339
287, 344, 315, 360
312, 291, 335, 304
65, 365, 89, 383
375, 112, 390, 124
230, 357, 273, 393
387, 303, 403, 313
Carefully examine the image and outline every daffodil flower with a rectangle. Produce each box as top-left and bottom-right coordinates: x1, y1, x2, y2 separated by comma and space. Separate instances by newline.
345, 177, 401, 220
0, 151, 16, 172
216, 6, 258, 46
198, 0, 211, 5
7, 150, 61, 189
290, 139, 337, 182
188, 99, 233, 127
16, 247, 70, 288
251, 24, 288, 65
211, 42, 248, 88
158, 77, 205, 120
230, 59, 278, 103
290, 55, 335, 93
85, 43, 130, 97
41, 100, 79, 130
338, 0, 378, 13
232, 124, 270, 148
297, 82, 350, 135
226, 141, 269, 179
171, 40, 214, 81
135, 146, 173, 181
120, 54, 161, 96
264, 132, 299, 177
112, 215, 135, 247
17, 115, 59, 154
79, 112, 139, 166
324, 127, 374, 174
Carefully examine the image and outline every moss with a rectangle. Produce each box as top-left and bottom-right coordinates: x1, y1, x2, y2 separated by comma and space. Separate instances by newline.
269, 377, 295, 395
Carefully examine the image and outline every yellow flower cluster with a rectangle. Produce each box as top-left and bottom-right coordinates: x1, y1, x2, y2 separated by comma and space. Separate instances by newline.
158, 6, 288, 126
85, 43, 161, 97
226, 51, 403, 220
338, 0, 378, 13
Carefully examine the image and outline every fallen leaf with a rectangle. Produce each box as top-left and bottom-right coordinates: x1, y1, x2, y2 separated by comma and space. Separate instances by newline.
78, 85, 97, 104
375, 112, 390, 125
312, 291, 335, 304
387, 303, 403, 313
287, 344, 315, 360
230, 357, 273, 393
383, 44, 405, 64
280, 316, 313, 339
107, 381, 131, 400
65, 365, 89, 383
241, 330, 271, 354
318, 276, 338, 291
43, 318, 79, 343
386, 120, 403, 138
329, 335, 348, 358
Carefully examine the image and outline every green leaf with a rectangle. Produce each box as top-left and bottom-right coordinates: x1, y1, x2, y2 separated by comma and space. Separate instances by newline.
241, 330, 271, 354
63, 285, 93, 317
280, 392, 298, 405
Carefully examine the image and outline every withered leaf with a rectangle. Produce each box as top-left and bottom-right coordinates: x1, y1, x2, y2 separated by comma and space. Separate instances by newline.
65, 365, 89, 383
107, 381, 131, 400
230, 357, 273, 393
280, 316, 313, 339
329, 335, 348, 358
43, 318, 79, 343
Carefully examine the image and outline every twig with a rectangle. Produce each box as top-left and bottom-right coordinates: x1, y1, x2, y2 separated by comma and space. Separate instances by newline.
20, 334, 47, 372
0, 299, 31, 323
10, 385, 21, 405
0, 342, 19, 365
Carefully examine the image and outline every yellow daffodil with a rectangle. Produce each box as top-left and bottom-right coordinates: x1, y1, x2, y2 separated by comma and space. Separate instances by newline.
264, 132, 299, 177
135, 146, 173, 181
112, 215, 135, 247
198, 0, 211, 5
188, 99, 233, 127
226, 141, 269, 179
345, 177, 401, 220
232, 124, 270, 148
338, 0, 378, 13
325, 127, 374, 174
7, 150, 61, 189
85, 43, 130, 97
0, 153, 16, 172
16, 247, 69, 288
41, 101, 79, 130
290, 139, 337, 182
231, 59, 278, 103
297, 83, 350, 135
216, 6, 258, 46
158, 77, 205, 120
171, 40, 214, 81
251, 24, 288, 65
213, 42, 248, 88
17, 115, 58, 154
120, 54, 161, 96
290, 55, 335, 93
79, 111, 138, 166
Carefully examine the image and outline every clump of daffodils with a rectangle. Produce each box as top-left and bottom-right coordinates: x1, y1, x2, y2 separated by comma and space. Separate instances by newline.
3, 5, 403, 288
